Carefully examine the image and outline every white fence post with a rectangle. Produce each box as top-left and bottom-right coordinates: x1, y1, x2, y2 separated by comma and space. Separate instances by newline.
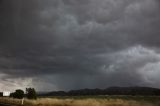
21, 98, 24, 105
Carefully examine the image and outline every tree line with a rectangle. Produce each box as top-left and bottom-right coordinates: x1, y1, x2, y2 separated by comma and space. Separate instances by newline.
10, 88, 37, 99
1, 86, 160, 98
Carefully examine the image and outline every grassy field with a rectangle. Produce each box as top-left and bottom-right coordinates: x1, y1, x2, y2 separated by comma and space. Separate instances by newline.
0, 96, 160, 106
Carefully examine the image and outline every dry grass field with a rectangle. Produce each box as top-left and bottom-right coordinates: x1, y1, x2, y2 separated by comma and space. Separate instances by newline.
0, 96, 160, 106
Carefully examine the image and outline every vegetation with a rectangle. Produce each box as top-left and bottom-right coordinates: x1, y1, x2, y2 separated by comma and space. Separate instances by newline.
10, 89, 24, 99
0, 96, 160, 106
26, 88, 37, 100
9, 88, 37, 100
0, 87, 160, 106
0, 92, 3, 97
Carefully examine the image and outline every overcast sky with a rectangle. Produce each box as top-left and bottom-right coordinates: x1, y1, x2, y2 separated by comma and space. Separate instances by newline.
0, 0, 160, 91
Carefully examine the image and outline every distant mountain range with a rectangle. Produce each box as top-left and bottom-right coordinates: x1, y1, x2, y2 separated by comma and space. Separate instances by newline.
39, 86, 160, 96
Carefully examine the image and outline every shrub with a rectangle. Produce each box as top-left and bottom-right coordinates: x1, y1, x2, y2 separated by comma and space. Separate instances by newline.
26, 88, 37, 100
11, 89, 24, 99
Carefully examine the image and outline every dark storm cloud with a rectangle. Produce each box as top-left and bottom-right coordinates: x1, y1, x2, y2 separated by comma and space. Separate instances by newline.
1, 0, 160, 91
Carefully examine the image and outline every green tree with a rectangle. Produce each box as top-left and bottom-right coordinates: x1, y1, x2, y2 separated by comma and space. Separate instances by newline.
11, 89, 24, 99
26, 88, 37, 99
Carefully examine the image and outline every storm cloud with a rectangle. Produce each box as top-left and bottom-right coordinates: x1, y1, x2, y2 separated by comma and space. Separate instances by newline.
0, 0, 160, 91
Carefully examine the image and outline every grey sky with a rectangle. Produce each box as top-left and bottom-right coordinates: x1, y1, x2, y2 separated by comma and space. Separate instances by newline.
0, 0, 160, 91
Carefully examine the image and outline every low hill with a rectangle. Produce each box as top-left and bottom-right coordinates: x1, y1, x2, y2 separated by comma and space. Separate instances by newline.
39, 86, 160, 96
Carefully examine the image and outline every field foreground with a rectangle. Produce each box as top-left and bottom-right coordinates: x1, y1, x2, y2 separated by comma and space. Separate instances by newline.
0, 96, 160, 106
